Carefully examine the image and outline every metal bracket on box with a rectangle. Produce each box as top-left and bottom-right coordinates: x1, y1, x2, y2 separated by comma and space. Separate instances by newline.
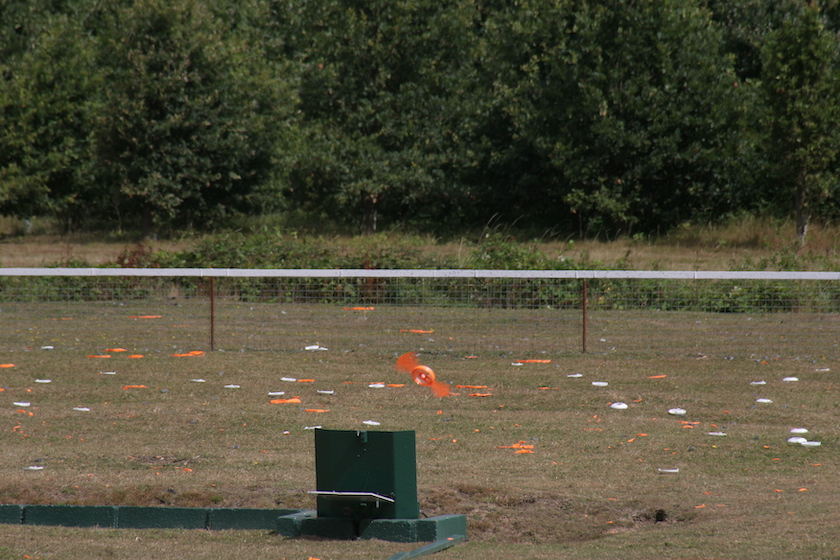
308, 490, 396, 508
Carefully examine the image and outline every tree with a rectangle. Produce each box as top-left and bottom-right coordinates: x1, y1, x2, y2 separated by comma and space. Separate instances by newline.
471, 0, 743, 236
91, 0, 297, 236
0, 1, 101, 227
760, 3, 840, 246
283, 0, 481, 234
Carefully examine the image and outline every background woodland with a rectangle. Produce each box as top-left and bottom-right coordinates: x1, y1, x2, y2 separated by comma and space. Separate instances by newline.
2, 0, 840, 243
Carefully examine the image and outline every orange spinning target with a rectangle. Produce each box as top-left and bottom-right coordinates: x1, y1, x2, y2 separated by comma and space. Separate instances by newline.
395, 352, 450, 397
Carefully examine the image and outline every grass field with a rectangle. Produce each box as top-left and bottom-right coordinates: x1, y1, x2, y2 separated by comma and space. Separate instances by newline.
1, 305, 839, 559
2, 225, 840, 559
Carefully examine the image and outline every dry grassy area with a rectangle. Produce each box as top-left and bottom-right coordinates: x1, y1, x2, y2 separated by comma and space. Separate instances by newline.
0, 236, 193, 268
0, 307, 839, 559
3, 216, 840, 270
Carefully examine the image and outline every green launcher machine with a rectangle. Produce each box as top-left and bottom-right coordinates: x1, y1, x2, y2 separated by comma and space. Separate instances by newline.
277, 429, 467, 543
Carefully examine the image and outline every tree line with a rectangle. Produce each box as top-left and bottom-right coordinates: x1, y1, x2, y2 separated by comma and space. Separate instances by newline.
1, 0, 839, 242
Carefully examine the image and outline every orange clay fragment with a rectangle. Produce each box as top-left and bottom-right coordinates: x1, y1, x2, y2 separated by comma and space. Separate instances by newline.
87, 355, 111, 359
498, 441, 534, 449
304, 409, 330, 413
122, 385, 148, 390
0, 364, 14, 368
270, 397, 302, 404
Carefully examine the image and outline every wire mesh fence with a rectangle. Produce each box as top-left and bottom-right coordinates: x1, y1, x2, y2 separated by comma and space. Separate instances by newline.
2, 269, 840, 360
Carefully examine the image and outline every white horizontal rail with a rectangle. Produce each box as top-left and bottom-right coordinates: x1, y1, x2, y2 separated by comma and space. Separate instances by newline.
1, 268, 840, 280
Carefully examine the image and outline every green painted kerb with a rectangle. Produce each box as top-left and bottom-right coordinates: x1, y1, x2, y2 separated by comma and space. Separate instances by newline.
25, 505, 117, 528
0, 505, 291, 530
276, 509, 468, 543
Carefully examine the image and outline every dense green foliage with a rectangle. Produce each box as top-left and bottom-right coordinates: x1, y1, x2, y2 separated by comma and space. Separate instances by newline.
1, 0, 839, 239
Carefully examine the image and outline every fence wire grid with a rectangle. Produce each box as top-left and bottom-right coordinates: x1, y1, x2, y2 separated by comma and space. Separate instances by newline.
2, 269, 840, 360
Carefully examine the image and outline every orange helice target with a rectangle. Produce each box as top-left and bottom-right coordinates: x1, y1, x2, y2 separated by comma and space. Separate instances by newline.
395, 352, 450, 397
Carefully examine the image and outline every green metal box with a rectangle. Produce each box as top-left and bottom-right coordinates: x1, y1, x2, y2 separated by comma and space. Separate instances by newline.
314, 429, 419, 521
